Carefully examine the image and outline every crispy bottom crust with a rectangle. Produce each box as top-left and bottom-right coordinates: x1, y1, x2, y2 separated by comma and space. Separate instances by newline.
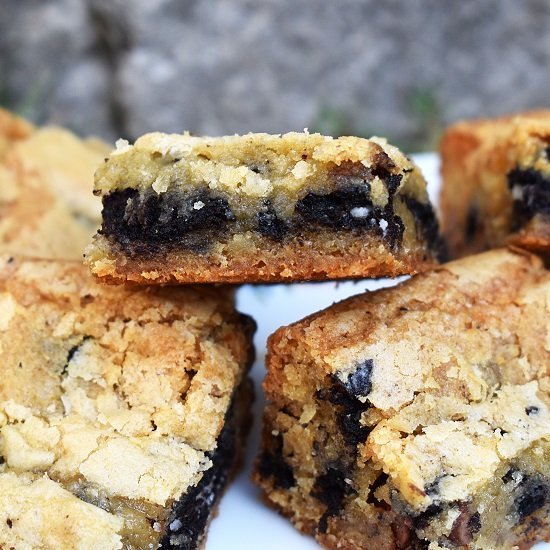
507, 214, 550, 251
86, 233, 437, 284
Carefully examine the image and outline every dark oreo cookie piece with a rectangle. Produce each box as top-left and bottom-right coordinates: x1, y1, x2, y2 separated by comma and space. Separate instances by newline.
467, 512, 482, 535
295, 187, 375, 230
311, 466, 356, 533
296, 157, 407, 245
256, 433, 295, 490
384, 174, 403, 196
514, 474, 550, 522
412, 504, 443, 530
100, 154, 442, 262
258, 202, 289, 241
366, 473, 389, 505
340, 359, 374, 397
101, 188, 235, 254
316, 362, 374, 449
336, 406, 370, 448
507, 168, 550, 230
502, 467, 520, 484
403, 196, 448, 261
61, 336, 91, 376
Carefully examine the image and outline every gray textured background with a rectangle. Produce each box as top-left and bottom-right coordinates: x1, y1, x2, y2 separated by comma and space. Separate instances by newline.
2, 0, 550, 151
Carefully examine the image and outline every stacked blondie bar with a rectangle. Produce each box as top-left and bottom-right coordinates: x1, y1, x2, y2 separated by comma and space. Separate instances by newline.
1, 107, 549, 550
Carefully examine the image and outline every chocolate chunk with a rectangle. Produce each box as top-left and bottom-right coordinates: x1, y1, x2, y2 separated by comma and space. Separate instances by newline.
311, 467, 356, 533
392, 524, 431, 549
372, 151, 396, 178
258, 202, 289, 241
257, 433, 295, 490
330, 156, 402, 199
449, 503, 480, 546
329, 160, 373, 187
367, 151, 403, 195
80, 294, 95, 307
392, 517, 413, 549
467, 512, 482, 534
402, 196, 447, 260
514, 475, 549, 522
101, 188, 235, 254
507, 168, 550, 229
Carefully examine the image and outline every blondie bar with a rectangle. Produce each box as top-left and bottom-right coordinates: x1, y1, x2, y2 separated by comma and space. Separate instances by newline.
0, 256, 255, 549
254, 248, 550, 549
440, 110, 550, 257
86, 132, 445, 284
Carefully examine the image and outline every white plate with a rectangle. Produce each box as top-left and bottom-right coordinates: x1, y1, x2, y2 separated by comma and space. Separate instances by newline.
207, 153, 550, 549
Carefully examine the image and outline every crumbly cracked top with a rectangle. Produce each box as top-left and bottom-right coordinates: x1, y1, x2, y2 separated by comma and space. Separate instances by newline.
0, 118, 110, 260
0, 162, 93, 259
0, 473, 124, 550
0, 257, 252, 549
267, 248, 550, 513
94, 132, 429, 215
366, 381, 549, 509
443, 110, 550, 176
7, 127, 109, 224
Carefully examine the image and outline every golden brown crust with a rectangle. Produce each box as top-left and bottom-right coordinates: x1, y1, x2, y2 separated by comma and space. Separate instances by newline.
265, 246, 545, 370
508, 214, 550, 251
0, 107, 34, 160
86, 232, 437, 284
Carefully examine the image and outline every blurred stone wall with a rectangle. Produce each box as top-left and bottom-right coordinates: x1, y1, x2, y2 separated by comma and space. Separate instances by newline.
1, 0, 550, 151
